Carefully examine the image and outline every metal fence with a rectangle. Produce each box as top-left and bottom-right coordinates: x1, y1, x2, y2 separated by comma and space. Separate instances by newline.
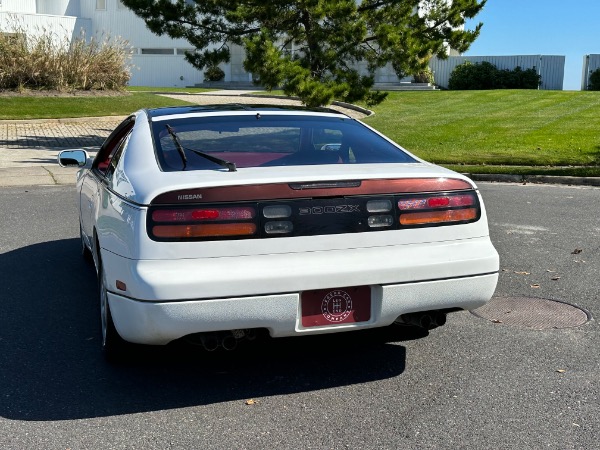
581, 54, 600, 90
429, 55, 565, 90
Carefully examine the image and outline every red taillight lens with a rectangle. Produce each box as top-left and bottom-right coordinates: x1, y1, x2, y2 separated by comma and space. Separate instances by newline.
152, 207, 255, 222
398, 194, 474, 210
153, 223, 257, 238
397, 192, 479, 227
150, 205, 258, 240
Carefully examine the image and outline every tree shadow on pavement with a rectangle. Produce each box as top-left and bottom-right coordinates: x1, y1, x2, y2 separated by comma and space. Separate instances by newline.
0, 239, 422, 421
0, 134, 107, 149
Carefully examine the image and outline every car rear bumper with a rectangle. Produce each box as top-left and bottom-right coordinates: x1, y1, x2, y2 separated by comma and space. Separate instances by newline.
108, 272, 498, 345
102, 236, 499, 301
102, 235, 498, 344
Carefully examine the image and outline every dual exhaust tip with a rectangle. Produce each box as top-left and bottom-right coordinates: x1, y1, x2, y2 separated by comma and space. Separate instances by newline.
188, 312, 447, 351
396, 311, 447, 330
187, 329, 257, 352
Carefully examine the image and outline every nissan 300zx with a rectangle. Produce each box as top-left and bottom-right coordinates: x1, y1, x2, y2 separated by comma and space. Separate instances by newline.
58, 105, 499, 358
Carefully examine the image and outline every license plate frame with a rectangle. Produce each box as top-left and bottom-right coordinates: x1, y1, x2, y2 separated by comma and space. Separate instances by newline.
301, 285, 371, 328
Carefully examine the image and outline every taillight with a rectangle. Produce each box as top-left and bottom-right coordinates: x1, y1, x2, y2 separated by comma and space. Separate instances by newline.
147, 187, 481, 241
397, 192, 479, 227
152, 207, 255, 222
149, 205, 258, 240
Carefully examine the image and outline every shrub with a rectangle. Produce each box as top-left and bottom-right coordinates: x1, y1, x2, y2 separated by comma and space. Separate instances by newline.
204, 65, 225, 82
449, 61, 541, 90
588, 68, 600, 91
0, 19, 131, 91
412, 67, 434, 84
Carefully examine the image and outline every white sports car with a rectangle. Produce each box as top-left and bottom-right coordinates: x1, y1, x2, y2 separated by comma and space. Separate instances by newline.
59, 105, 499, 358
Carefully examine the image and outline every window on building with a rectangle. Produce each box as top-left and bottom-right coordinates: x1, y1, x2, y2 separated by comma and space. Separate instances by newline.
176, 48, 194, 56
117, 0, 127, 10
141, 48, 176, 55
96, 0, 107, 11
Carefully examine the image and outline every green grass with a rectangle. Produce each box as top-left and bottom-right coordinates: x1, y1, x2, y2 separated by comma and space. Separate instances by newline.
0, 92, 195, 120
363, 90, 600, 169
443, 164, 600, 178
1, 88, 599, 175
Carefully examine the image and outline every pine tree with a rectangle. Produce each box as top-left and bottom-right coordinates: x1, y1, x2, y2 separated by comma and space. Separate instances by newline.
122, 0, 485, 106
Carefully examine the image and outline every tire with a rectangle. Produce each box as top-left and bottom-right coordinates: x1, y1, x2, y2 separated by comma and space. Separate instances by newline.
99, 263, 129, 361
80, 224, 93, 263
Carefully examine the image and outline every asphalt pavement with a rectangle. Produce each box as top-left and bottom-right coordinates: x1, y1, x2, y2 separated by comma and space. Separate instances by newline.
0, 183, 598, 449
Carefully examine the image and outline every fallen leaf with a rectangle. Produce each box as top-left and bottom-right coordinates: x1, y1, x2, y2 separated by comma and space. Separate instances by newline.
491, 319, 503, 324
551, 276, 561, 281
556, 369, 566, 373
245, 399, 257, 405
572, 423, 580, 427
514, 271, 531, 275
531, 284, 540, 288
546, 269, 556, 273
571, 249, 583, 254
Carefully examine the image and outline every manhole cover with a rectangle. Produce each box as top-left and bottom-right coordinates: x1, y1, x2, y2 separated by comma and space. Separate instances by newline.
471, 297, 591, 329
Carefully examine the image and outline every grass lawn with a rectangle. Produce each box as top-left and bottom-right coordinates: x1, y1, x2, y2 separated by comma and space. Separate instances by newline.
1, 88, 599, 175
364, 90, 600, 171
0, 91, 196, 120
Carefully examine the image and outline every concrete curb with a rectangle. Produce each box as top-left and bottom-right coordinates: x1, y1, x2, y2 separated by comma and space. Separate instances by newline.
466, 173, 600, 187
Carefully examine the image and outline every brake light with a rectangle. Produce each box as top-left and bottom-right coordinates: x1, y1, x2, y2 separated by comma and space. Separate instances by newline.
398, 194, 474, 210
397, 192, 479, 227
150, 205, 257, 240
152, 207, 255, 222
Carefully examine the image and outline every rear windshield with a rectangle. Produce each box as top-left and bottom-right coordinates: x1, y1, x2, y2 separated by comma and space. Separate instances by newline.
152, 115, 417, 171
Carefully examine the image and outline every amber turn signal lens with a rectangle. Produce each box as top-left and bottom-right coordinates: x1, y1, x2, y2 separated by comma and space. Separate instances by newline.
399, 208, 478, 226
153, 223, 257, 238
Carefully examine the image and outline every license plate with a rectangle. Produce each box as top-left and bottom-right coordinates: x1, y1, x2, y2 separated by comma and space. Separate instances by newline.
301, 286, 371, 328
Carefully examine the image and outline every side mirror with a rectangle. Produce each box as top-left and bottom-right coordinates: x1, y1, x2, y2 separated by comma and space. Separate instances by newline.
57, 149, 90, 168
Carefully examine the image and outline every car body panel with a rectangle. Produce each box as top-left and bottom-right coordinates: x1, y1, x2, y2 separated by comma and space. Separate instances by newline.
108, 273, 498, 344
69, 105, 499, 346
100, 234, 498, 301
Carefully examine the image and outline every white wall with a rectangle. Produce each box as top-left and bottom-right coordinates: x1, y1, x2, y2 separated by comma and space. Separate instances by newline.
80, 0, 190, 48
0, 0, 37, 14
0, 11, 91, 42
36, 0, 80, 17
129, 55, 205, 87
581, 55, 600, 90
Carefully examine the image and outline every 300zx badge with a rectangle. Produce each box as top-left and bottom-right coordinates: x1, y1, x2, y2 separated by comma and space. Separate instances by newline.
299, 205, 360, 215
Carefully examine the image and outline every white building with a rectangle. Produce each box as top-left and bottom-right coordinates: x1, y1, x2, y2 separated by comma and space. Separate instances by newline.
0, 0, 244, 87
0, 0, 420, 88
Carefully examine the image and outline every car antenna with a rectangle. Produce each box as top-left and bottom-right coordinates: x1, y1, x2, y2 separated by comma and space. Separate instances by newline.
166, 124, 187, 170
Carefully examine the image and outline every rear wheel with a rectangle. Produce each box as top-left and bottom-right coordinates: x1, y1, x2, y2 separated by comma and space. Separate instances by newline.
99, 263, 128, 361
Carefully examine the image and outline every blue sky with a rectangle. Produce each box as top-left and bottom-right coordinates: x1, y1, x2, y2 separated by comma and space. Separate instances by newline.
464, 0, 600, 90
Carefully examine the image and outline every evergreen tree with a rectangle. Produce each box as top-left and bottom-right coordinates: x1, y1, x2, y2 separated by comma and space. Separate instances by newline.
122, 0, 485, 106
